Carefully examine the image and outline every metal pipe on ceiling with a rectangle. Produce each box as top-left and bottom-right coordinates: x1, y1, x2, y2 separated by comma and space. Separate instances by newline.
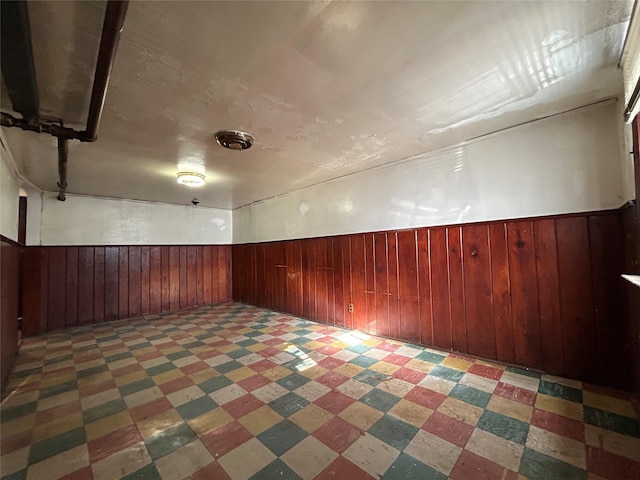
57, 138, 69, 201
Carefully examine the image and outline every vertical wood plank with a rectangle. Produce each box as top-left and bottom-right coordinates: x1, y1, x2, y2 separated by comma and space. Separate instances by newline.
374, 233, 389, 337
364, 233, 376, 334
169, 246, 180, 311
118, 247, 129, 319
196, 247, 204, 306
507, 221, 542, 369
65, 247, 78, 327
212, 245, 221, 304
301, 240, 315, 319
489, 223, 514, 364
286, 241, 302, 316
333, 238, 345, 328
448, 227, 466, 353
141, 247, 150, 316
342, 236, 353, 330
78, 247, 94, 325
462, 225, 496, 359
430, 228, 452, 350
94, 247, 105, 324
315, 238, 328, 322
398, 230, 420, 344
534, 219, 564, 375
149, 246, 162, 314
221, 246, 231, 302
179, 247, 188, 309
417, 229, 432, 346
186, 246, 197, 307
161, 246, 170, 312
203, 246, 213, 304
48, 248, 66, 331
351, 235, 367, 332
104, 247, 119, 321
388, 232, 400, 340
128, 246, 141, 318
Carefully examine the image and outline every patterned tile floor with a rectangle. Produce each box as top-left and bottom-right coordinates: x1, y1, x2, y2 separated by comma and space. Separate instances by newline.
1, 303, 639, 480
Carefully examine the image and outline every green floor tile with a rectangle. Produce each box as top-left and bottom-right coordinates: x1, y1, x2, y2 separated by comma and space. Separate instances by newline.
353, 369, 389, 387
166, 350, 192, 361
146, 362, 176, 377
28, 427, 86, 465
583, 406, 640, 438
360, 389, 401, 413
176, 396, 218, 420
215, 360, 243, 374
381, 453, 446, 480
351, 355, 379, 368
368, 415, 419, 450
198, 375, 233, 394
249, 459, 302, 480
449, 384, 491, 408
430, 366, 464, 382
416, 351, 445, 364
105, 352, 133, 363
76, 364, 109, 379
538, 380, 582, 403
237, 338, 258, 347
519, 447, 586, 480
268, 392, 309, 417
257, 420, 308, 456
121, 463, 162, 480
0, 401, 37, 423
477, 410, 529, 445
2, 468, 27, 480
227, 348, 252, 359
347, 344, 371, 354
83, 398, 127, 424
39, 379, 77, 399
119, 378, 156, 397
182, 341, 205, 349
277, 373, 311, 391
129, 342, 152, 351
145, 422, 196, 460
12, 367, 42, 378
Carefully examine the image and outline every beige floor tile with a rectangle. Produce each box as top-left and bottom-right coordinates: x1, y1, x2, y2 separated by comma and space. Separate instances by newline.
209, 384, 247, 405
377, 378, 414, 398
298, 365, 329, 380
290, 404, 333, 433
585, 425, 640, 462
36, 390, 79, 412
155, 440, 214, 480
404, 429, 462, 475
226, 366, 260, 383
370, 361, 401, 376
466, 428, 524, 471
238, 405, 283, 435
406, 359, 436, 374
343, 433, 400, 478
114, 370, 148, 387
188, 407, 234, 436
500, 371, 540, 392
107, 357, 138, 371
535, 394, 583, 421
583, 391, 637, 419
91, 441, 151, 480
166, 385, 205, 407
136, 409, 183, 439
284, 438, 339, 479
417, 375, 456, 395
124, 386, 164, 409
218, 437, 276, 480
85, 411, 133, 441
294, 380, 332, 402
188, 369, 219, 384
262, 365, 292, 381
80, 387, 121, 410
0, 390, 39, 408
1, 446, 29, 477
152, 369, 184, 385
27, 444, 89, 480
140, 358, 170, 369
1, 414, 36, 437
336, 378, 374, 400
339, 402, 384, 430
40, 372, 77, 388
437, 397, 484, 426
388, 399, 434, 427
334, 363, 365, 378
204, 354, 233, 367
459, 373, 498, 394
526, 425, 586, 469
252, 383, 289, 403
487, 395, 534, 423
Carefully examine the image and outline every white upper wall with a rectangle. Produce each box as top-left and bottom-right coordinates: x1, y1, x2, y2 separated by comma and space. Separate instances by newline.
0, 146, 20, 242
41, 194, 232, 245
234, 101, 627, 244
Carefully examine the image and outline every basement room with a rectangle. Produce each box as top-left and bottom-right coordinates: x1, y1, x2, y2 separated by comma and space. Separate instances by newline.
1, 1, 640, 479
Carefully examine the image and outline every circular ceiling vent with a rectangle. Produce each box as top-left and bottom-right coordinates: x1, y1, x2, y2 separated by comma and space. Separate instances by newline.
215, 130, 254, 151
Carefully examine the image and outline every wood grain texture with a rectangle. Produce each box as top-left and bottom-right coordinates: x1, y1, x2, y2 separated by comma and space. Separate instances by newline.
231, 209, 632, 390
1, 241, 20, 386
22, 245, 232, 336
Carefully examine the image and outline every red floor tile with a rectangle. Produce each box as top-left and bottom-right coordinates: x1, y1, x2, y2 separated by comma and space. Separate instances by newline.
315, 456, 376, 480
88, 424, 142, 463
315, 371, 349, 389
468, 364, 503, 381
313, 417, 363, 453
405, 386, 447, 410
393, 367, 427, 384
494, 382, 536, 406
201, 420, 253, 458
531, 408, 585, 442
587, 445, 640, 480
422, 411, 474, 447
318, 357, 346, 370
315, 391, 356, 415
222, 394, 265, 419
158, 375, 195, 395
383, 354, 412, 366
129, 397, 173, 422
187, 461, 231, 480
449, 450, 518, 480
237, 374, 272, 392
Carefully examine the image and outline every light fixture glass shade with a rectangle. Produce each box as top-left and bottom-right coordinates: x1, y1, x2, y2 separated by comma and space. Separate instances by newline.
177, 172, 205, 187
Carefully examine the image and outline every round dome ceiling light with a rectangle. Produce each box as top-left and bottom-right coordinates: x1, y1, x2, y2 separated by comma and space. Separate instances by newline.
177, 172, 205, 187
215, 130, 254, 151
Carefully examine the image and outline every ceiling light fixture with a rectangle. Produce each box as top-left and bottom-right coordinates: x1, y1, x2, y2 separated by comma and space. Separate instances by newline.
177, 171, 205, 187
215, 130, 254, 151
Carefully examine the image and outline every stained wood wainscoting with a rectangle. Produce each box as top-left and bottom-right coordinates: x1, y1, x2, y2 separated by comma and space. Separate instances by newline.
233, 210, 634, 391
22, 245, 232, 337
1, 236, 21, 387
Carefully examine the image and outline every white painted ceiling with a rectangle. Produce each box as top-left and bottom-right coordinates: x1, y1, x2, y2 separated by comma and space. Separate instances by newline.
1, 0, 633, 209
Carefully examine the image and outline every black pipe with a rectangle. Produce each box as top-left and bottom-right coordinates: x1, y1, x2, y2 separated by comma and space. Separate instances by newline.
57, 137, 69, 201
83, 0, 129, 141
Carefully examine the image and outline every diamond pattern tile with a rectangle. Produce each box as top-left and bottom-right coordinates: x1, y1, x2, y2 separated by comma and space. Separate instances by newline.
1, 302, 639, 479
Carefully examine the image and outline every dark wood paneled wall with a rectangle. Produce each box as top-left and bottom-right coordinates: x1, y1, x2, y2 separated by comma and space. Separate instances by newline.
233, 210, 634, 391
1, 237, 20, 387
22, 245, 232, 336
